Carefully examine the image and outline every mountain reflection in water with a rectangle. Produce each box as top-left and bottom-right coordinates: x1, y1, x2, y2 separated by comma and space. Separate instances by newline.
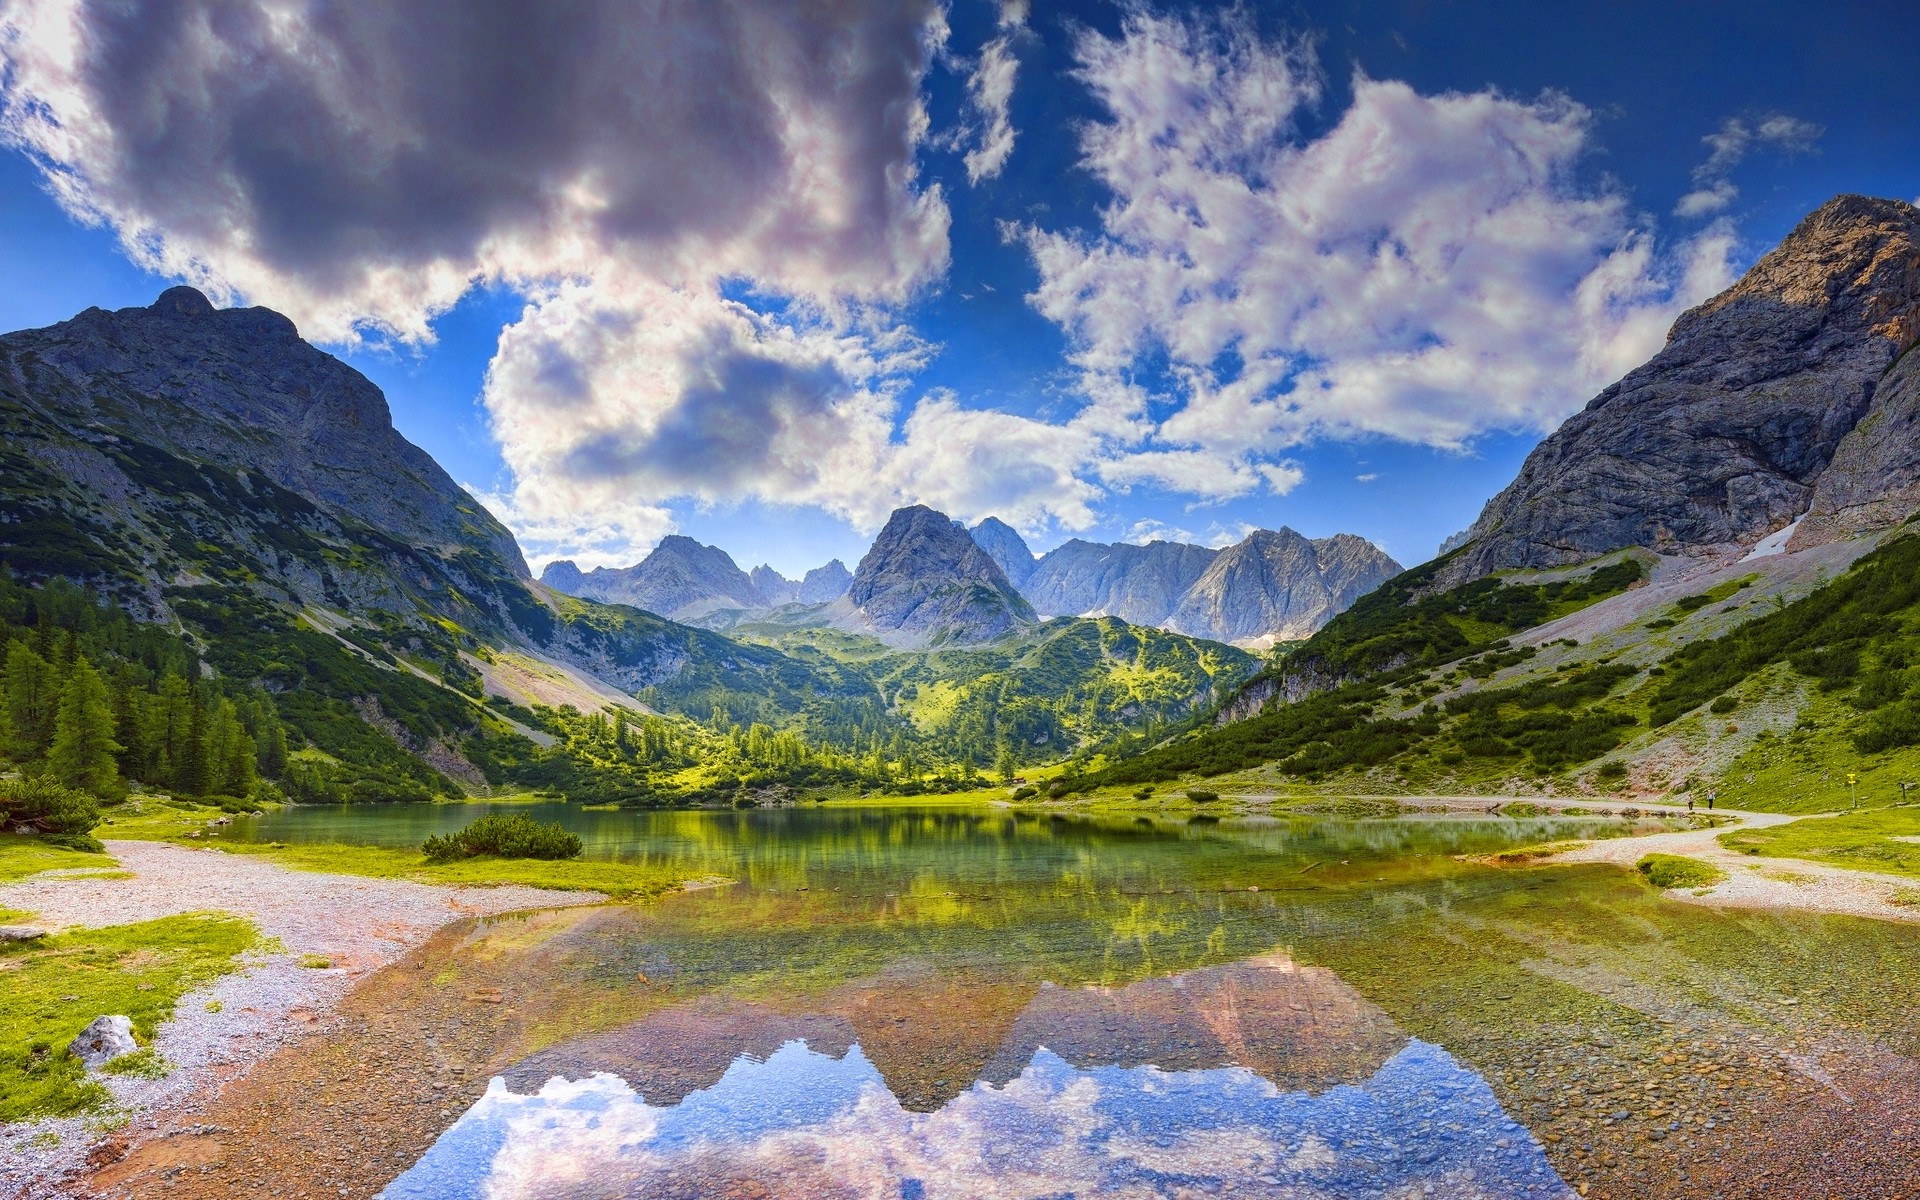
382, 955, 1570, 1199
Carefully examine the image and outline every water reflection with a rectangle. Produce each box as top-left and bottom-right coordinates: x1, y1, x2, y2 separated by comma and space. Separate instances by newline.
384, 956, 1570, 1199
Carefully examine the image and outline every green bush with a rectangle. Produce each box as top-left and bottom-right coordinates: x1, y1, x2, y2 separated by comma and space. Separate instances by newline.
0, 777, 100, 836
420, 814, 582, 863
1709, 695, 1738, 714
1636, 853, 1726, 890
1186, 788, 1220, 803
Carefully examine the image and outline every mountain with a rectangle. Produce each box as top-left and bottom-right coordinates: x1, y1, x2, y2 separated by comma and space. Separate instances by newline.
0, 288, 896, 797
750, 565, 799, 606
1013, 530, 1398, 647
970, 517, 1037, 587
1165, 530, 1402, 647
797, 559, 853, 604
537, 536, 762, 621
1021, 540, 1218, 627
1063, 194, 1920, 802
841, 506, 1036, 646
1444, 194, 1920, 585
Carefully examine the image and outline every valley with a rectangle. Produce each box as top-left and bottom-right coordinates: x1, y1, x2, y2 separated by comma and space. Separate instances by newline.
6, 195, 1920, 1198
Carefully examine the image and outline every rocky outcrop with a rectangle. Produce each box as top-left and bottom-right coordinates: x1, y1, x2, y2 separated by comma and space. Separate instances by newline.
797, 559, 853, 604
1445, 195, 1920, 585
538, 535, 762, 621
970, 517, 1037, 587
1167, 530, 1401, 646
69, 1015, 138, 1068
1794, 338, 1920, 545
844, 506, 1035, 645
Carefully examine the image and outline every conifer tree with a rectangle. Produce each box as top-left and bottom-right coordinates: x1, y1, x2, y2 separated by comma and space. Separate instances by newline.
176, 687, 212, 797
49, 657, 122, 795
3, 641, 57, 762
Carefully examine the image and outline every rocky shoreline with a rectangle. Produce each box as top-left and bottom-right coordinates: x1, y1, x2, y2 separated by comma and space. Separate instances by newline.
0, 840, 603, 1199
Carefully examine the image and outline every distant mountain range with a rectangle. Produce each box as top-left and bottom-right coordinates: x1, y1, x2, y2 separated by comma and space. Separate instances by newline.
539, 507, 1400, 650
0, 286, 1254, 796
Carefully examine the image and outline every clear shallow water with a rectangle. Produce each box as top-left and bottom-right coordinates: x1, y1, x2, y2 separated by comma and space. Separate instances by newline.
216, 804, 1920, 1197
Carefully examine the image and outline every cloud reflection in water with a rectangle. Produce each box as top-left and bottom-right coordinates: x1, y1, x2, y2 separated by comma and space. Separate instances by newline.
383, 1037, 1570, 1199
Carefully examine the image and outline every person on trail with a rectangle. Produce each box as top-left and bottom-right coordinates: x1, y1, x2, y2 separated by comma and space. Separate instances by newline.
1707, 789, 1717, 811
1687, 796, 1696, 814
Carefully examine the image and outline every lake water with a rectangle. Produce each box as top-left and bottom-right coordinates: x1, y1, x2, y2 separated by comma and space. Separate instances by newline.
213, 804, 1920, 1198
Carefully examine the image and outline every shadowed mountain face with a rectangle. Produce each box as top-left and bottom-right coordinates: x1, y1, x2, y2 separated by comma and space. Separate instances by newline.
796, 559, 852, 604
1446, 194, 1920, 585
0, 287, 531, 626
843, 505, 1036, 645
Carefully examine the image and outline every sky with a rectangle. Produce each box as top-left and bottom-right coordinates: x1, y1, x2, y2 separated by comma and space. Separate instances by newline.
0, 1, 1915, 580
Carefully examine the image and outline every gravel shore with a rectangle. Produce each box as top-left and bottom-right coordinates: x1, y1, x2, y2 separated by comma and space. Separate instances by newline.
0, 840, 603, 1198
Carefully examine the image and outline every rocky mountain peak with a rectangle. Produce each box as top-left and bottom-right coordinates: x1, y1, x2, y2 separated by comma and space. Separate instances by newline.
750, 564, 799, 607
970, 517, 1037, 587
797, 559, 853, 604
847, 506, 1035, 645
2, 287, 527, 580
1167, 529, 1401, 647
540, 535, 761, 620
1441, 193, 1920, 585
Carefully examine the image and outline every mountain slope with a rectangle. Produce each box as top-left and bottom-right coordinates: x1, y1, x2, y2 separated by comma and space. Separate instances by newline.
970, 517, 1037, 587
1015, 529, 1398, 647
1022, 540, 1219, 627
0, 289, 897, 795
1444, 195, 1920, 585
841, 506, 1036, 646
1166, 530, 1401, 646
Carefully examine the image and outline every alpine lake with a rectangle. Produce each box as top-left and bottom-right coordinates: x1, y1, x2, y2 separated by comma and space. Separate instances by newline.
189, 801, 1920, 1200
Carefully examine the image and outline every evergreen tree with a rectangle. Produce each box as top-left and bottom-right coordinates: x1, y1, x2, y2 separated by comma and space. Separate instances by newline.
49, 657, 122, 795
176, 687, 213, 797
3, 641, 57, 762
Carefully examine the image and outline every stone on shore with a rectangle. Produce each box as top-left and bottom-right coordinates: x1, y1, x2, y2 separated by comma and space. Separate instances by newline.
70, 1015, 139, 1068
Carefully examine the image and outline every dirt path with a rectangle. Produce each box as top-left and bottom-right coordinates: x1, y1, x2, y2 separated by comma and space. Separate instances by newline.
1546, 808, 1920, 923
0, 840, 606, 1199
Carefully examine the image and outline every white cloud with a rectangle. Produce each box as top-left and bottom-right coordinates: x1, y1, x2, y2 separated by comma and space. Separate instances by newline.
0, 0, 957, 563
1674, 114, 1824, 219
959, 0, 1030, 185
1014, 8, 1738, 460
1355, 473, 1379, 484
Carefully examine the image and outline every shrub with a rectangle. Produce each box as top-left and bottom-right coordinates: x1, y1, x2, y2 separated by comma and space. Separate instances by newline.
420, 814, 582, 863
1132, 787, 1155, 800
1009, 785, 1038, 800
1636, 853, 1726, 890
1186, 788, 1220, 803
1709, 695, 1738, 714
0, 777, 101, 836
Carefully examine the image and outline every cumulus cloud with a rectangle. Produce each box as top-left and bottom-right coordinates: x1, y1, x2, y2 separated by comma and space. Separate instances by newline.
1675, 114, 1824, 217
0, 0, 955, 563
1015, 8, 1738, 461
961, 0, 1030, 184
0, 2, 1755, 565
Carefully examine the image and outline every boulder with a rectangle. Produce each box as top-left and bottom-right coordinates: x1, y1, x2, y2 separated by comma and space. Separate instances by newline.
69, 1015, 138, 1068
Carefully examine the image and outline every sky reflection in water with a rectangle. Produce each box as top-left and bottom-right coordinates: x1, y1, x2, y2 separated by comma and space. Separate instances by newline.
383, 954, 1570, 1200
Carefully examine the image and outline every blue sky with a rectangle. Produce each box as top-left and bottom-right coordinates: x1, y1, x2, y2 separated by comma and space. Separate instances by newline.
0, 1, 1914, 578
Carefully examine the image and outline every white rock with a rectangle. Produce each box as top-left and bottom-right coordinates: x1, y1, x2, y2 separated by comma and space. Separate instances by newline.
69, 1015, 138, 1068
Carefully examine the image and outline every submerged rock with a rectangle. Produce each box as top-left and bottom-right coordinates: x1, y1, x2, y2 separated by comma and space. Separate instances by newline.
70, 1015, 138, 1068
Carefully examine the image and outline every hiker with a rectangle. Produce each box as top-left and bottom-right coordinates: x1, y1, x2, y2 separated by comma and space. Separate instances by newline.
1687, 796, 1695, 814
1707, 789, 1717, 811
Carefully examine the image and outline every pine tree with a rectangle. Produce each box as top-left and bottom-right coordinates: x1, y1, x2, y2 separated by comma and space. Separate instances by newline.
175, 687, 212, 797
49, 657, 122, 795
2, 641, 57, 762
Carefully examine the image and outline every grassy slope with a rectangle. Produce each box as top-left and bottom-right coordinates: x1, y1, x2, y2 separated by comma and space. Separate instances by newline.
1073, 528, 1920, 816
0, 836, 116, 885
0, 914, 259, 1121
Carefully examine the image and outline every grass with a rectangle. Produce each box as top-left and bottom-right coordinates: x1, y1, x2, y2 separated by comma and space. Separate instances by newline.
0, 834, 115, 884
171, 839, 690, 899
0, 914, 259, 1122
1719, 807, 1920, 878
1636, 853, 1727, 891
